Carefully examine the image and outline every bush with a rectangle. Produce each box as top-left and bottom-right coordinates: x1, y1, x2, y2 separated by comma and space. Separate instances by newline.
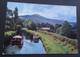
51, 32, 77, 46
4, 31, 16, 37
4, 31, 16, 46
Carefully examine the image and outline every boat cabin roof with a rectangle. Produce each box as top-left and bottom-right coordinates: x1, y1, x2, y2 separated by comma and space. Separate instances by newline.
34, 33, 39, 35
13, 35, 22, 38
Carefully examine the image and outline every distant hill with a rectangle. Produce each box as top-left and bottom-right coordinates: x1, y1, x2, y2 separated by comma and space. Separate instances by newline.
69, 22, 77, 26
20, 14, 76, 26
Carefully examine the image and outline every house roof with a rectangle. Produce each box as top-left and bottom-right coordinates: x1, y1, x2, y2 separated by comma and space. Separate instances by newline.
41, 27, 50, 30
13, 35, 22, 38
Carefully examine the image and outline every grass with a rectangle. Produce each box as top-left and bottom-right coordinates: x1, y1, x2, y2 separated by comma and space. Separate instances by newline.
4, 31, 16, 37
22, 28, 78, 54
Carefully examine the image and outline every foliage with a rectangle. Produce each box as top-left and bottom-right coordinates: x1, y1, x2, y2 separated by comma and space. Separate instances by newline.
4, 31, 16, 37
5, 18, 14, 31
4, 31, 16, 46
56, 21, 77, 39
6, 8, 13, 18
6, 7, 24, 31
23, 20, 37, 30
36, 22, 55, 32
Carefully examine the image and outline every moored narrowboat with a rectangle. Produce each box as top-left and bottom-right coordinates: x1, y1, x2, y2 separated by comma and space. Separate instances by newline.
11, 35, 23, 46
33, 33, 39, 39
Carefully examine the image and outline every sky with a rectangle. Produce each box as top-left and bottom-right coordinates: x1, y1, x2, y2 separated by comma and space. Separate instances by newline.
7, 2, 77, 22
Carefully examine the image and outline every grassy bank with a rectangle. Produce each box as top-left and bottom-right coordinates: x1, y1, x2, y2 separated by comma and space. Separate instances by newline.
4, 31, 16, 47
22, 28, 78, 54
4, 31, 16, 37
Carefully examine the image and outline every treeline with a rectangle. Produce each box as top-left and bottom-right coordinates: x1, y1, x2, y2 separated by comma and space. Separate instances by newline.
5, 7, 24, 31
38, 21, 77, 39
24, 19, 77, 39
56, 21, 77, 39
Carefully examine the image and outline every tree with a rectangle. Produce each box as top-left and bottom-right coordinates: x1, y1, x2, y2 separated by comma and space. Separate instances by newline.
13, 7, 18, 30
55, 24, 61, 29
41, 23, 46, 27
14, 7, 18, 19
29, 22, 37, 30
36, 23, 41, 28
23, 20, 37, 30
56, 21, 76, 38
17, 17, 24, 27
61, 21, 72, 36
46, 23, 55, 32
6, 8, 13, 18
6, 7, 24, 31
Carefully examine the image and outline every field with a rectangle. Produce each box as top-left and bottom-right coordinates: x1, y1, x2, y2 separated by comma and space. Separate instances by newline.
22, 28, 78, 54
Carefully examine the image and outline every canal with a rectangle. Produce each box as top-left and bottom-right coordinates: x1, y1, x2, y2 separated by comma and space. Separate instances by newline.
3, 33, 46, 54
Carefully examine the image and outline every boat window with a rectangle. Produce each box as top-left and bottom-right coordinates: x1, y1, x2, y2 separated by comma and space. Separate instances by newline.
12, 38, 21, 41
18, 38, 21, 41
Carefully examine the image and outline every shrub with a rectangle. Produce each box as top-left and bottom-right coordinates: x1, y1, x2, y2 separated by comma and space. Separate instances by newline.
4, 31, 16, 37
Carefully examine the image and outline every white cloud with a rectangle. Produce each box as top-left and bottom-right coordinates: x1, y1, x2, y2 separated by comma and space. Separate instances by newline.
14, 3, 76, 22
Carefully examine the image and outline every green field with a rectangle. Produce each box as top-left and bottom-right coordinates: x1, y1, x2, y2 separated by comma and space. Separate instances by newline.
22, 28, 78, 54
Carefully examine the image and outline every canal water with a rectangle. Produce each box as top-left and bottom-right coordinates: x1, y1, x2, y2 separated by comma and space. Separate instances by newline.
3, 33, 46, 54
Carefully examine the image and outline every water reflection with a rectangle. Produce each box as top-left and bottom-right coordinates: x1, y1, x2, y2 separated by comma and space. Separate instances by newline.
18, 35, 46, 54
33, 39, 39, 43
3, 33, 46, 54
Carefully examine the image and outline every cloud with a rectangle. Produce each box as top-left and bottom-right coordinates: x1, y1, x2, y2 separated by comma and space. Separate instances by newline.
8, 2, 77, 22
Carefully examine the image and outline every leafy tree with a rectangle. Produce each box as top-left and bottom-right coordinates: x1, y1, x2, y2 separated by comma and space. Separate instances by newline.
46, 23, 55, 32
14, 7, 18, 19
29, 22, 37, 30
5, 18, 14, 31
13, 7, 18, 30
41, 23, 46, 27
6, 8, 13, 18
61, 21, 72, 36
36, 23, 41, 28
56, 21, 76, 39
17, 17, 24, 27
23, 20, 37, 30
54, 24, 61, 32
6, 7, 24, 31
56, 26, 62, 35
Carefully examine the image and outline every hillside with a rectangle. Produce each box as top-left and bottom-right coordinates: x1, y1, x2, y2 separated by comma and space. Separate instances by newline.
20, 14, 76, 26
20, 14, 64, 25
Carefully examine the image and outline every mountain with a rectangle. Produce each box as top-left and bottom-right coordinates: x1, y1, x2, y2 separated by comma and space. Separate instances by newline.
69, 22, 77, 26
20, 14, 76, 26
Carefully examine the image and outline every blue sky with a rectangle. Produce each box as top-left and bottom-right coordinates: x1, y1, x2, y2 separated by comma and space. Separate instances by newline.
7, 2, 77, 22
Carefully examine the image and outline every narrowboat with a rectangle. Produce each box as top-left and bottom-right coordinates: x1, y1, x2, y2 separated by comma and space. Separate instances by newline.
33, 33, 39, 39
11, 35, 23, 46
